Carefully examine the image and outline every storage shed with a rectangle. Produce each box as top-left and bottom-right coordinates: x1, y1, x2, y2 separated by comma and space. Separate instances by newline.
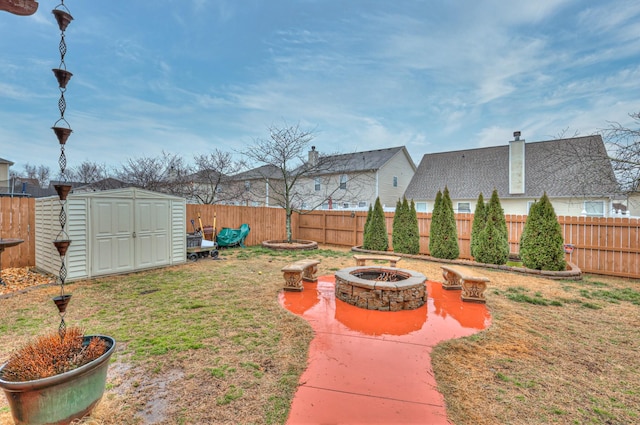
36, 188, 186, 282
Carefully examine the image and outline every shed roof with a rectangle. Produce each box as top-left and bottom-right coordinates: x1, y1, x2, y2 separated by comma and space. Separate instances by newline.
405, 135, 619, 200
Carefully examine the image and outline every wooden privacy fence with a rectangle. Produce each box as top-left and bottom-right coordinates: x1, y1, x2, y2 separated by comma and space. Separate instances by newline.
2, 198, 639, 279
0, 197, 35, 269
185, 204, 297, 248
294, 210, 640, 279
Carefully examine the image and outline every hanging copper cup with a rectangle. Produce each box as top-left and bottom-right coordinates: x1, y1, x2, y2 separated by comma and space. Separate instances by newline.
52, 126, 72, 145
53, 294, 72, 313
52, 9, 73, 31
54, 184, 73, 200
53, 239, 72, 256
52, 68, 73, 88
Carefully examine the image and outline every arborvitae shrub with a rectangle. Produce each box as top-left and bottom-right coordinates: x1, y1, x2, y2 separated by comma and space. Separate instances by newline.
470, 192, 486, 259
474, 189, 509, 265
429, 190, 443, 255
520, 192, 567, 271
364, 197, 388, 251
393, 197, 418, 254
362, 204, 373, 248
407, 200, 420, 254
430, 187, 459, 259
392, 198, 406, 252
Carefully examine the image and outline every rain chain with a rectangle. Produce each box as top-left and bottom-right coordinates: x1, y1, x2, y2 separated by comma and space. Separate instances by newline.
51, 1, 74, 340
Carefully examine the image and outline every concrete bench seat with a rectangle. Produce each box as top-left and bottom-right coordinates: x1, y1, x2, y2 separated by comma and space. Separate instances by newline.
353, 254, 401, 267
281, 259, 320, 291
441, 265, 490, 303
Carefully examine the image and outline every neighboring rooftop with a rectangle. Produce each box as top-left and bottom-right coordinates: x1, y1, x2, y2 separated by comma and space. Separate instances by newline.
405, 135, 619, 200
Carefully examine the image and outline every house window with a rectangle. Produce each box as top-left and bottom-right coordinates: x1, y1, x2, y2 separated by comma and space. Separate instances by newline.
393, 176, 398, 187
322, 202, 329, 210
415, 202, 428, 213
358, 201, 367, 208
314, 177, 321, 191
342, 202, 350, 209
244, 181, 250, 191
251, 201, 260, 207
457, 202, 471, 213
527, 201, 536, 214
584, 201, 605, 217
339, 174, 347, 190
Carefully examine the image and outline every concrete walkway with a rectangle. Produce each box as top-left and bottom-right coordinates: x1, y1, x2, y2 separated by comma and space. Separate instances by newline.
279, 276, 490, 425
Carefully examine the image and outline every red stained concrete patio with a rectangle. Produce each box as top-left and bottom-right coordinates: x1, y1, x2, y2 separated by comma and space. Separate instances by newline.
279, 275, 491, 425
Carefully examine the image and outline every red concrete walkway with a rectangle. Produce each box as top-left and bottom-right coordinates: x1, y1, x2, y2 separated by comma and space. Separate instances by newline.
279, 276, 491, 425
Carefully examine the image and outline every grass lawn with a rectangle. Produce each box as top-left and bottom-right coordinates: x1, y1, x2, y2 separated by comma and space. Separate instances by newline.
1, 246, 639, 424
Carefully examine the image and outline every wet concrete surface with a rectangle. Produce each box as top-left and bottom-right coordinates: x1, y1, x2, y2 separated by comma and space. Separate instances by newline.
279, 275, 491, 425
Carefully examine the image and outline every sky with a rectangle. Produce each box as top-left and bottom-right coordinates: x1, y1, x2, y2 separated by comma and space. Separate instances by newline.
1, 0, 639, 176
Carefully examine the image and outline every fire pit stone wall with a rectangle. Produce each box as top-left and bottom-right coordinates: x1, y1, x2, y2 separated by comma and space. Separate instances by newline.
335, 266, 427, 311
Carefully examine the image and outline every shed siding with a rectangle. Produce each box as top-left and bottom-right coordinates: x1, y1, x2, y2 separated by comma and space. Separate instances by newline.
35, 197, 60, 276
172, 200, 186, 264
66, 198, 89, 280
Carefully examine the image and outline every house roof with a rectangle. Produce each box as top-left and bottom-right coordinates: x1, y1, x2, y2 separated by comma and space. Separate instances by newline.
236, 146, 415, 181
232, 164, 282, 180
324, 146, 415, 171
0, 158, 14, 165
405, 135, 619, 200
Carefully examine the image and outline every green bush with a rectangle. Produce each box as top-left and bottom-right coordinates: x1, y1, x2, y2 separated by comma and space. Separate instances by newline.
474, 189, 508, 265
519, 192, 567, 271
363, 197, 388, 251
407, 199, 420, 254
392, 198, 406, 252
470, 192, 486, 259
429, 187, 459, 259
392, 197, 420, 254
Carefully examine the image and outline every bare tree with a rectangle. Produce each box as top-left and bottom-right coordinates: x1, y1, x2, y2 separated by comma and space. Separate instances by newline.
115, 152, 192, 196
68, 161, 109, 184
242, 122, 372, 242
189, 149, 245, 204
21, 163, 50, 188
602, 112, 640, 193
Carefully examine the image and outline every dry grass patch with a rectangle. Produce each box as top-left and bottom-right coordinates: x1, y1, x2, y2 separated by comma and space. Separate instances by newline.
0, 247, 353, 425
1, 247, 638, 425
432, 268, 640, 425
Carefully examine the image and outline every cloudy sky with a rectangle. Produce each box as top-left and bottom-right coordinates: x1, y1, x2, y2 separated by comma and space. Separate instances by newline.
1, 0, 639, 176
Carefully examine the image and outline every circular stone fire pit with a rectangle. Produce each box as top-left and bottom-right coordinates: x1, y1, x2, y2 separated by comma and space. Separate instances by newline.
335, 266, 427, 311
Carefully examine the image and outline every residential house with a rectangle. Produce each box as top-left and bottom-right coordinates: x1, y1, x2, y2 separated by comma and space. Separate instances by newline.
230, 146, 417, 210
0, 158, 14, 195
404, 132, 620, 217
299, 146, 417, 210
228, 165, 283, 207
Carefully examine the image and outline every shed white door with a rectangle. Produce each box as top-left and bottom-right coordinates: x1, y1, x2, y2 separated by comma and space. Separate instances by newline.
135, 200, 170, 269
91, 198, 171, 277
92, 199, 135, 276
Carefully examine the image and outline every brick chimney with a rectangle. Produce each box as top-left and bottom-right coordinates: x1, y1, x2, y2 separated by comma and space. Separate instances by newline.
308, 146, 319, 167
509, 131, 525, 194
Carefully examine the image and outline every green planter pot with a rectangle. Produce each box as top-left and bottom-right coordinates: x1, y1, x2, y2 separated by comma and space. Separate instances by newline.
0, 335, 115, 425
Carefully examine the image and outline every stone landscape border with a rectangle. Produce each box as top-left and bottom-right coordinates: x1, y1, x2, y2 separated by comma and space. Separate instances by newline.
351, 247, 582, 280
261, 239, 319, 250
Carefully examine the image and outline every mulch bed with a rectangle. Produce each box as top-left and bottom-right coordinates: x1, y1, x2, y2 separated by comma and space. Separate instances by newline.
0, 267, 56, 298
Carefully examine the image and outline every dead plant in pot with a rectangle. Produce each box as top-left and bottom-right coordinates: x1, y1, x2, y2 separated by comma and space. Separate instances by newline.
0, 327, 115, 425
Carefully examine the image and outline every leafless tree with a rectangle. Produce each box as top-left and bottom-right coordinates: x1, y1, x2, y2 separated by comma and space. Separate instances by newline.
242, 122, 372, 242
64, 161, 110, 184
189, 149, 245, 204
602, 112, 640, 193
21, 163, 50, 188
115, 151, 192, 196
